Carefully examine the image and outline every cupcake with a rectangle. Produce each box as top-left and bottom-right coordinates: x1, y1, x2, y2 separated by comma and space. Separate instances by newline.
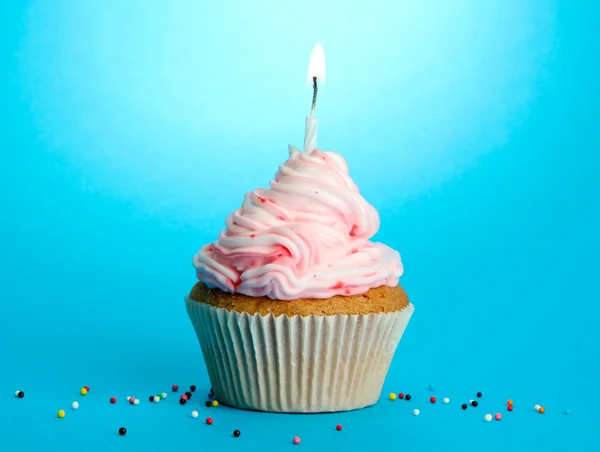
185, 145, 413, 413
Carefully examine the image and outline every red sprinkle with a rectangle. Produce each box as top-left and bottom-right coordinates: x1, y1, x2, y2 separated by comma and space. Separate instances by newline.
84, 386, 90, 391
399, 393, 405, 399
430, 397, 436, 404
206, 418, 213, 425
336, 424, 342, 431
110, 397, 116, 404
129, 398, 135, 405
181, 394, 189, 401
250, 234, 256, 238
508, 405, 513, 412
293, 436, 301, 445
172, 384, 179, 392
330, 281, 344, 290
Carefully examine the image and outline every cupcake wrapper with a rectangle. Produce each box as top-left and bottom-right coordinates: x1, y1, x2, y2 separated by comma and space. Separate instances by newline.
185, 297, 414, 413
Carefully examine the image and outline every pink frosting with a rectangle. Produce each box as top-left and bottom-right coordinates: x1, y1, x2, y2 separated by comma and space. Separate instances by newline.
193, 146, 403, 300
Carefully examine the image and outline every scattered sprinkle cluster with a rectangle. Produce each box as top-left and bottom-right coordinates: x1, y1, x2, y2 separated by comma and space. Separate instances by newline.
12, 382, 561, 446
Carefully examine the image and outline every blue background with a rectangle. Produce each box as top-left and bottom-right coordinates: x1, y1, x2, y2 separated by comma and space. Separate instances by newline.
1, 0, 598, 450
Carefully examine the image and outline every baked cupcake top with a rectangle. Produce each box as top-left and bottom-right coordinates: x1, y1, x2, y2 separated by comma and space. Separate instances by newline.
193, 146, 403, 300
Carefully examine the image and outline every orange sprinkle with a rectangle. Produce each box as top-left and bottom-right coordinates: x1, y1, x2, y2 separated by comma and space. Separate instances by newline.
539, 407, 545, 413
507, 400, 513, 406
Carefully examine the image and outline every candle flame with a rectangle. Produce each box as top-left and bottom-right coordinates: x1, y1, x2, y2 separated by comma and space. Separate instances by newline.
306, 43, 326, 85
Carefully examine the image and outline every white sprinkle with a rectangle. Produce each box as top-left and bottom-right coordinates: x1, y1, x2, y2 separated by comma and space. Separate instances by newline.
484, 414, 492, 422
162, 392, 168, 399
153, 396, 160, 403
133, 398, 140, 405
534, 404, 541, 412
413, 409, 420, 416
14, 391, 20, 397
126, 396, 131, 401
72, 402, 79, 409
443, 397, 450, 404
469, 399, 474, 404
191, 410, 199, 418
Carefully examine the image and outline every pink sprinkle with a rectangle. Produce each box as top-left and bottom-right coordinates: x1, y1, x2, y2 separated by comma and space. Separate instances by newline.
495, 413, 502, 421
293, 436, 301, 445
345, 289, 351, 294
250, 234, 256, 238
330, 281, 344, 290
315, 191, 319, 194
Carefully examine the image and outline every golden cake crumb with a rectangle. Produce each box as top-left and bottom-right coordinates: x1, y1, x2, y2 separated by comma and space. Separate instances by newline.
188, 282, 410, 317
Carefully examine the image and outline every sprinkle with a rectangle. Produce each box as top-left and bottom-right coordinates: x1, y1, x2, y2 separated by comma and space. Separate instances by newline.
336, 424, 342, 431
179, 399, 186, 405
484, 414, 492, 422
84, 386, 90, 391
405, 394, 412, 401
507, 405, 513, 412
133, 399, 140, 405
206, 417, 213, 425
507, 400, 513, 406
471, 401, 479, 407
149, 396, 155, 402
205, 401, 212, 407
118, 427, 127, 436
15, 391, 24, 398
293, 436, 301, 445
153, 396, 160, 404
399, 392, 405, 399
155, 394, 162, 400
191, 410, 198, 418
461, 404, 468, 410
443, 397, 450, 404
172, 384, 179, 392
430, 397, 436, 403
534, 404, 541, 412
161, 392, 167, 399
110, 397, 116, 403
413, 409, 420, 416
233, 430, 241, 437
80, 388, 88, 396
389, 393, 397, 401
181, 395, 189, 401
539, 407, 545, 414
72, 402, 79, 409
57, 410, 66, 418
495, 413, 502, 421
212, 400, 219, 407
476, 392, 482, 398
126, 396, 131, 401
190, 385, 197, 392
129, 398, 135, 405
185, 392, 192, 399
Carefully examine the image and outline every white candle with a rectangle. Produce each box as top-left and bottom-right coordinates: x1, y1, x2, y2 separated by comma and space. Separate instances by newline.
304, 44, 326, 153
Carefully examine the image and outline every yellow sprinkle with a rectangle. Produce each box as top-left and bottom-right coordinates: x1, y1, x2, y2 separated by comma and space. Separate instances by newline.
212, 400, 219, 407
57, 410, 66, 418
389, 393, 397, 401
80, 388, 88, 396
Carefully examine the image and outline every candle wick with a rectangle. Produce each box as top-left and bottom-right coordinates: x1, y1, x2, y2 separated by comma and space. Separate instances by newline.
311, 76, 318, 116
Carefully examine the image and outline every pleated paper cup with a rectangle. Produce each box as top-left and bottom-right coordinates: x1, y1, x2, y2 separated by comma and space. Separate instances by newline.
184, 296, 414, 413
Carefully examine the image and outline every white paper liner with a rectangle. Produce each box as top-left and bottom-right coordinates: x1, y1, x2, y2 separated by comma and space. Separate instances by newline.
185, 296, 414, 413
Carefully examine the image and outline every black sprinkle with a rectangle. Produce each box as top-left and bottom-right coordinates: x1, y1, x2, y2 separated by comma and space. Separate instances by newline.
476, 392, 482, 398
405, 394, 412, 401
233, 430, 241, 438
205, 401, 212, 407
190, 385, 196, 392
461, 404, 468, 410
185, 392, 192, 399
118, 427, 127, 436
149, 396, 154, 402
471, 400, 479, 407
17, 391, 25, 398
179, 399, 186, 405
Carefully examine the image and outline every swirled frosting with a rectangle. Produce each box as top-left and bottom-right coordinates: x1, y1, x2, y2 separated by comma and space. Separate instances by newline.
193, 146, 403, 300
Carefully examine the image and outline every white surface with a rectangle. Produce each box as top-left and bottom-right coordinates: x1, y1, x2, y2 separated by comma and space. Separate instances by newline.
185, 297, 414, 413
303, 116, 318, 153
